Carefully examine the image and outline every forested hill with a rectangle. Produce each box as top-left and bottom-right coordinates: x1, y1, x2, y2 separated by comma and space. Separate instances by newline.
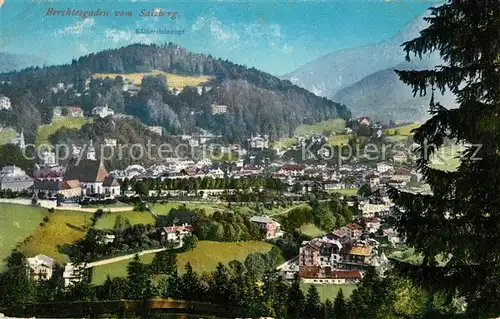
0, 43, 350, 142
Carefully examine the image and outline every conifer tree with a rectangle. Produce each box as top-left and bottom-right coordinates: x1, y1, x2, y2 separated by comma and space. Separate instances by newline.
287, 274, 305, 319
323, 299, 335, 319
388, 1, 500, 317
304, 285, 323, 319
333, 288, 347, 319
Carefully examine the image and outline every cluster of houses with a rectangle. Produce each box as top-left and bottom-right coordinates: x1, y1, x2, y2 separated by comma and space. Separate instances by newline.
279, 217, 397, 284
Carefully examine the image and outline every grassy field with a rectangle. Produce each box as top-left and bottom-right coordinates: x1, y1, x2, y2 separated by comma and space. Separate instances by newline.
265, 203, 310, 216
92, 70, 214, 89
299, 224, 326, 238
294, 119, 346, 137
36, 117, 92, 146
94, 211, 156, 229
300, 283, 357, 301
91, 241, 273, 285
327, 134, 350, 146
20, 211, 93, 263
328, 188, 358, 195
271, 137, 297, 151
0, 204, 47, 268
385, 123, 421, 143
428, 145, 465, 172
150, 202, 228, 216
0, 127, 17, 145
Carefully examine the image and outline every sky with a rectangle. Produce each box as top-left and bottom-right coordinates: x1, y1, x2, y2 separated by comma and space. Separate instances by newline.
0, 0, 437, 76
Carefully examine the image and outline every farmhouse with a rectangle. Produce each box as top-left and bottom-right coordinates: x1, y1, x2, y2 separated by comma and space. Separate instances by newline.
250, 215, 283, 239
161, 223, 194, 247
27, 254, 55, 281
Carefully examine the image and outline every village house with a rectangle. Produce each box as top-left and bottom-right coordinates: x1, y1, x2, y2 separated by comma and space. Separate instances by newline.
148, 126, 163, 136
327, 229, 349, 243
392, 151, 407, 163
362, 217, 381, 233
92, 104, 115, 118
63, 263, 84, 287
341, 223, 364, 241
161, 223, 194, 247
211, 103, 228, 115
376, 162, 393, 173
358, 200, 391, 218
247, 135, 269, 149
27, 254, 55, 281
250, 215, 283, 239
390, 169, 413, 183
0, 165, 33, 192
67, 106, 84, 117
359, 117, 371, 126
0, 95, 11, 109
278, 164, 307, 177
340, 241, 373, 267
323, 180, 346, 190
104, 138, 117, 147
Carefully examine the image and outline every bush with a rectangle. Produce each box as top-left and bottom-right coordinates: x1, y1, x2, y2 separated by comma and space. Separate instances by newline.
43, 216, 50, 223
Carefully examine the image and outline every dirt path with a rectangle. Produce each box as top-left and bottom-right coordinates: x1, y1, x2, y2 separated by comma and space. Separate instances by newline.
86, 247, 166, 268
55, 206, 134, 213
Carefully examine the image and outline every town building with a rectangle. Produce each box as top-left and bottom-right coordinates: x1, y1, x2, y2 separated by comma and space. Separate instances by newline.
340, 241, 373, 267
250, 215, 283, 239
27, 254, 55, 281
0, 95, 11, 109
247, 135, 269, 149
299, 266, 362, 284
62, 146, 119, 196
211, 103, 228, 115
0, 165, 33, 192
34, 179, 82, 198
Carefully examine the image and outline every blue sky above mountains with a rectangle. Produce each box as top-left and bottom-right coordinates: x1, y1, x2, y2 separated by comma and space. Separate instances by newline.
0, 0, 436, 75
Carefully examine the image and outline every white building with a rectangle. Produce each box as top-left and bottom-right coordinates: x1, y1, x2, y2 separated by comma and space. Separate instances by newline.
0, 95, 11, 109
211, 103, 228, 115
104, 138, 117, 147
63, 263, 85, 287
27, 254, 55, 281
247, 135, 269, 149
148, 126, 163, 136
376, 162, 393, 173
92, 104, 115, 118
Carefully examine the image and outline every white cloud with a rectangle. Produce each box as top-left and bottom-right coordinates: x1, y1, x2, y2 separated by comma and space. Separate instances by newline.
192, 16, 288, 52
54, 18, 95, 36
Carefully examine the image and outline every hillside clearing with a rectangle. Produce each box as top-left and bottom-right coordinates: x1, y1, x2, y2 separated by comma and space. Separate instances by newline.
94, 211, 156, 229
150, 202, 228, 216
92, 70, 214, 89
294, 119, 346, 137
36, 117, 92, 146
20, 211, 93, 263
299, 224, 326, 238
91, 241, 273, 284
0, 127, 17, 145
